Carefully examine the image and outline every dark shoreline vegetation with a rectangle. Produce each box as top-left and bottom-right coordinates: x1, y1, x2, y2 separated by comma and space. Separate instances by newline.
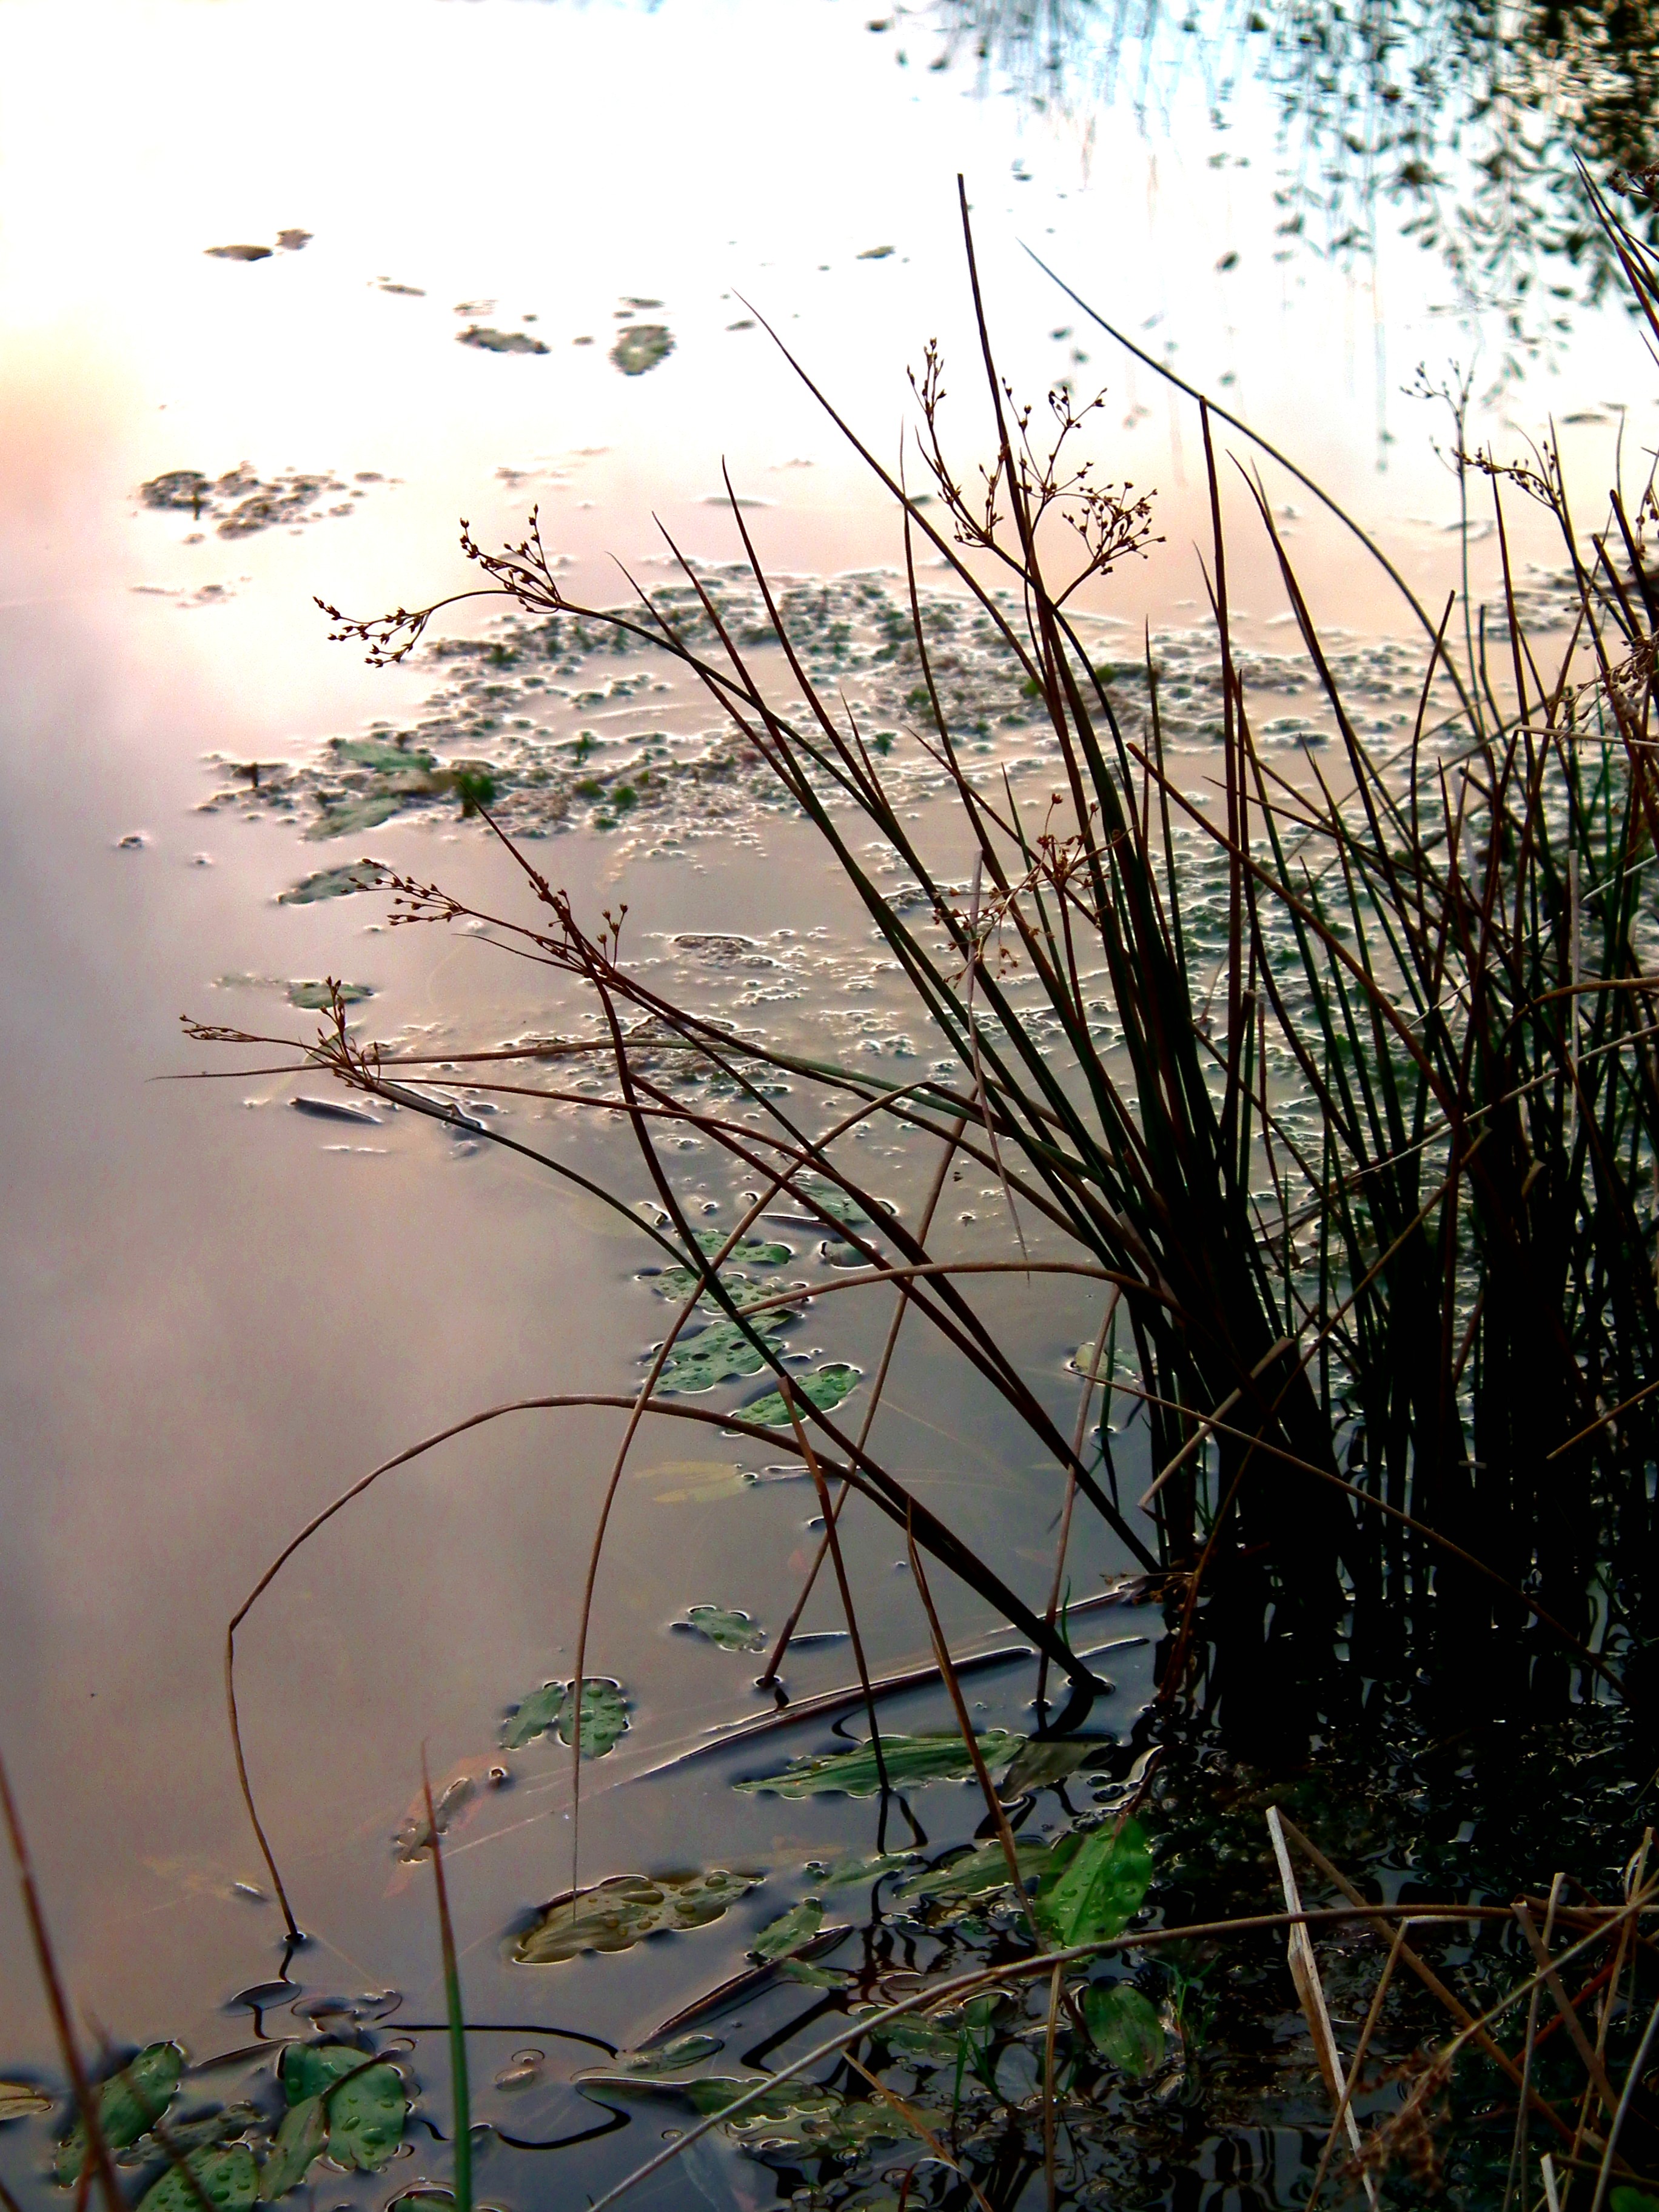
11, 176, 1659, 2212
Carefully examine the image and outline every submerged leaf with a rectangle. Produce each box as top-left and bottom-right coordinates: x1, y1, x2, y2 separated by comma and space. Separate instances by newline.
258, 2096, 326, 2200
514, 1868, 762, 1965
1083, 1983, 1165, 2076
137, 2145, 258, 2212
634, 1458, 752, 1504
58, 2043, 184, 2181
743, 1361, 862, 1428
735, 1730, 1024, 1799
1035, 1818, 1153, 1948
501, 1677, 629, 1757
751, 1900, 825, 1961
678, 1604, 767, 1652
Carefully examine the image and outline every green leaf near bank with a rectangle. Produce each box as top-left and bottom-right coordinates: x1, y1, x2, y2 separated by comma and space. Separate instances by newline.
58, 2043, 184, 2181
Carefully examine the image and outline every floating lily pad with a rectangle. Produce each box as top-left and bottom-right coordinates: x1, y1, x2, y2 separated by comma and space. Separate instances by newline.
514, 1868, 762, 1965
857, 245, 896, 260
137, 2145, 257, 2212
277, 859, 387, 905
676, 1604, 767, 1652
206, 244, 272, 262
458, 326, 549, 355
751, 1899, 824, 1961
0, 2081, 50, 2122
58, 2043, 185, 2181
501, 1677, 629, 1756
735, 1729, 1024, 1799
610, 324, 674, 377
1083, 1983, 1165, 2076
743, 1361, 862, 1427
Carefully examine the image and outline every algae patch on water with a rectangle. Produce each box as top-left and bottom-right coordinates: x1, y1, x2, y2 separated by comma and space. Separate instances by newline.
140, 464, 370, 538
457, 325, 550, 355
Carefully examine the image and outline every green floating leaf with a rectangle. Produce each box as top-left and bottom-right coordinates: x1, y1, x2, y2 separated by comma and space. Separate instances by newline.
808, 1849, 923, 1890
323, 2066, 407, 2173
743, 1361, 862, 1429
137, 2145, 258, 2212
258, 2096, 326, 2201
306, 794, 410, 840
277, 859, 387, 905
610, 324, 675, 376
791, 1176, 871, 1228
0, 2080, 51, 2122
603, 2034, 725, 2079
280, 2046, 407, 2173
735, 1729, 1024, 1800
1610, 2192, 1659, 2212
501, 1677, 629, 1757
999, 1737, 1111, 1796
677, 2078, 928, 2155
896, 1838, 1050, 1909
58, 2043, 185, 2181
658, 1318, 783, 1394
775, 1959, 851, 1988
331, 739, 437, 774
1035, 1817, 1153, 1949
514, 1868, 762, 1965
650, 1232, 796, 1304
284, 980, 375, 1011
751, 1900, 824, 1962
850, 2008, 962, 2068
679, 1604, 767, 1652
1082, 1983, 1165, 2077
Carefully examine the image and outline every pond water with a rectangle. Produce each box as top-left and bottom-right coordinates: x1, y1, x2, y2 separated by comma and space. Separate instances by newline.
0, 1, 1654, 2207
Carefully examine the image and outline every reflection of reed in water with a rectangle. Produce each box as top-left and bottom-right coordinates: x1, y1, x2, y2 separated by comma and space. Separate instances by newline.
930, 0, 1659, 350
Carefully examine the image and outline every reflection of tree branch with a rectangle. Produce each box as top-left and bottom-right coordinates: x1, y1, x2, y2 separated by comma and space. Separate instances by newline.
932, 0, 1659, 369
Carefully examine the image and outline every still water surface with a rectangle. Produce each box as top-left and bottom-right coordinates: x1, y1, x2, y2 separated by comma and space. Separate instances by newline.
0, 0, 1651, 2201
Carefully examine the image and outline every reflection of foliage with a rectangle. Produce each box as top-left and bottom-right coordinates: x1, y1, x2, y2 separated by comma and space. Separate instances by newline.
927, 0, 1659, 354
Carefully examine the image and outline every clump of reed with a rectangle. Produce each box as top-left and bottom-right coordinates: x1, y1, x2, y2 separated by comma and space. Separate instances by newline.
272, 174, 1659, 1746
